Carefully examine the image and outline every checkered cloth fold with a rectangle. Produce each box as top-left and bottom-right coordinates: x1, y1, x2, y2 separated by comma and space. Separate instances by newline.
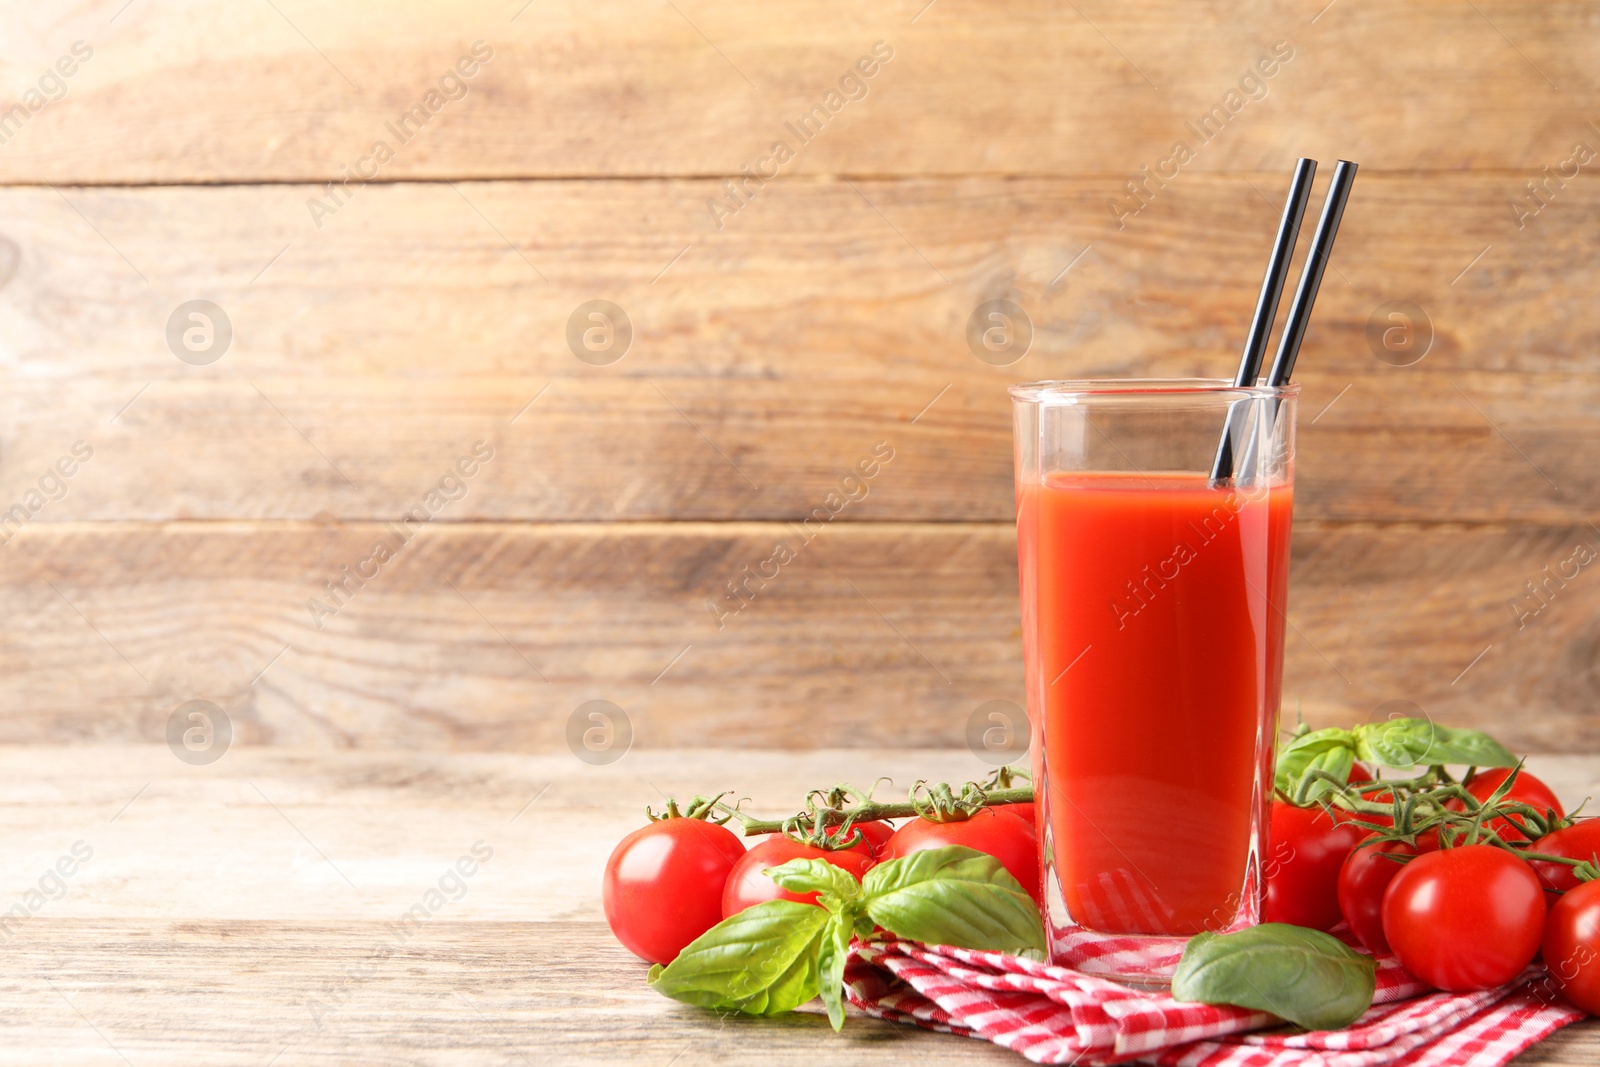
843, 936, 1584, 1066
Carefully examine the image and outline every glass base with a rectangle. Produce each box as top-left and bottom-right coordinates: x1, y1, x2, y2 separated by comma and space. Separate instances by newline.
1041, 863, 1263, 986
1047, 926, 1188, 986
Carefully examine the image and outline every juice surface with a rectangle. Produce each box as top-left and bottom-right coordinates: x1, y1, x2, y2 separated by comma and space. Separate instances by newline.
1018, 471, 1292, 936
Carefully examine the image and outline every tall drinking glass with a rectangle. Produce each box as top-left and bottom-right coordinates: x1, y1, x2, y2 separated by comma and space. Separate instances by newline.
1012, 379, 1297, 984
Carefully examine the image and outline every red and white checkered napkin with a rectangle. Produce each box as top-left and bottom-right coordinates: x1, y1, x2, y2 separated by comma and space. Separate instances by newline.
843, 937, 1584, 1066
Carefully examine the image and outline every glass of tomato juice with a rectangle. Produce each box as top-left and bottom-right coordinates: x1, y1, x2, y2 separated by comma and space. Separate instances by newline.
1012, 378, 1297, 983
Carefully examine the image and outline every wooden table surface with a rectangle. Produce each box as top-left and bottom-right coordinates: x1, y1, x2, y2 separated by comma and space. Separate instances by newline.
2, 745, 1595, 1065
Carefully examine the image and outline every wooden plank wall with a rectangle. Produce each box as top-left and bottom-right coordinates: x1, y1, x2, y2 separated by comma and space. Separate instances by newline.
1, 0, 1596, 752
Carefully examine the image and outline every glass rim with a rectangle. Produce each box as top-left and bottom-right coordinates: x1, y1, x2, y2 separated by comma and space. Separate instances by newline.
1009, 377, 1301, 403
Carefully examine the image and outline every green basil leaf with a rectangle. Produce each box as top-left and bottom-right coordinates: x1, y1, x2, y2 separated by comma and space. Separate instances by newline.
1274, 727, 1356, 803
815, 911, 854, 1032
1172, 923, 1376, 1031
766, 857, 864, 909
647, 900, 827, 1015
763, 859, 872, 1029
1353, 719, 1517, 769
863, 845, 1045, 954
1415, 725, 1519, 768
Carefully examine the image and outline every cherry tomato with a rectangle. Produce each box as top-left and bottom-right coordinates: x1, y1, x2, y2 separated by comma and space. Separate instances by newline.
1542, 879, 1600, 1014
1347, 763, 1374, 784
1446, 769, 1565, 844
881, 808, 1040, 904
847, 820, 897, 858
603, 817, 747, 965
998, 802, 1036, 826
1414, 827, 1447, 852
721, 837, 875, 917
1531, 820, 1600, 896
1338, 839, 1416, 954
1382, 844, 1546, 991
1263, 801, 1368, 931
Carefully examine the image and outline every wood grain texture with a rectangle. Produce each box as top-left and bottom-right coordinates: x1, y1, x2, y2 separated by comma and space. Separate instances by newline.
2, 1, 1595, 1057
0, 747, 1037, 921
0, 746, 1594, 1064
2, 175, 1596, 523
7, 920, 1030, 1066
0, 744, 1028, 1062
4, 920, 1591, 1066
3, 0, 1598, 182
1, 521, 1595, 752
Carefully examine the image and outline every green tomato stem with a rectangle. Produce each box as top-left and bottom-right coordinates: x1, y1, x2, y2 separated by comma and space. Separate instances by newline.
715, 785, 1035, 839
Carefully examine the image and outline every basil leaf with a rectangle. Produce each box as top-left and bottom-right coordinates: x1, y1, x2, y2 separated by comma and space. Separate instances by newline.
1414, 725, 1519, 768
1274, 727, 1356, 803
764, 858, 869, 1029
863, 845, 1045, 954
1353, 719, 1517, 769
766, 857, 864, 909
815, 911, 854, 1032
1172, 923, 1376, 1031
647, 900, 827, 1015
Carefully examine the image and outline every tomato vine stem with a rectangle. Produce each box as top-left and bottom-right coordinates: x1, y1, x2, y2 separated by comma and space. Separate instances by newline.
708, 769, 1034, 845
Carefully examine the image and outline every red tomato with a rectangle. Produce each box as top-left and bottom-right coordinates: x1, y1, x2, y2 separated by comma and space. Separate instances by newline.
1338, 840, 1416, 954
1414, 827, 1446, 852
1263, 801, 1368, 931
721, 837, 875, 917
603, 817, 747, 965
998, 802, 1036, 826
1382, 844, 1546, 991
1347, 763, 1374, 784
881, 808, 1041, 904
846, 820, 897, 858
1447, 769, 1565, 844
1542, 880, 1600, 1014
1531, 820, 1600, 896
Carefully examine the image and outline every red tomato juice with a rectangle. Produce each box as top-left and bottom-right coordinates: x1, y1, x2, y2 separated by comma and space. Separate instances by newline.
1017, 471, 1292, 936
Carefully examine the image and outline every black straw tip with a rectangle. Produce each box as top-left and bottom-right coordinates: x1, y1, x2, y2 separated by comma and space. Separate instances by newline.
1210, 159, 1325, 485
1265, 160, 1360, 387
